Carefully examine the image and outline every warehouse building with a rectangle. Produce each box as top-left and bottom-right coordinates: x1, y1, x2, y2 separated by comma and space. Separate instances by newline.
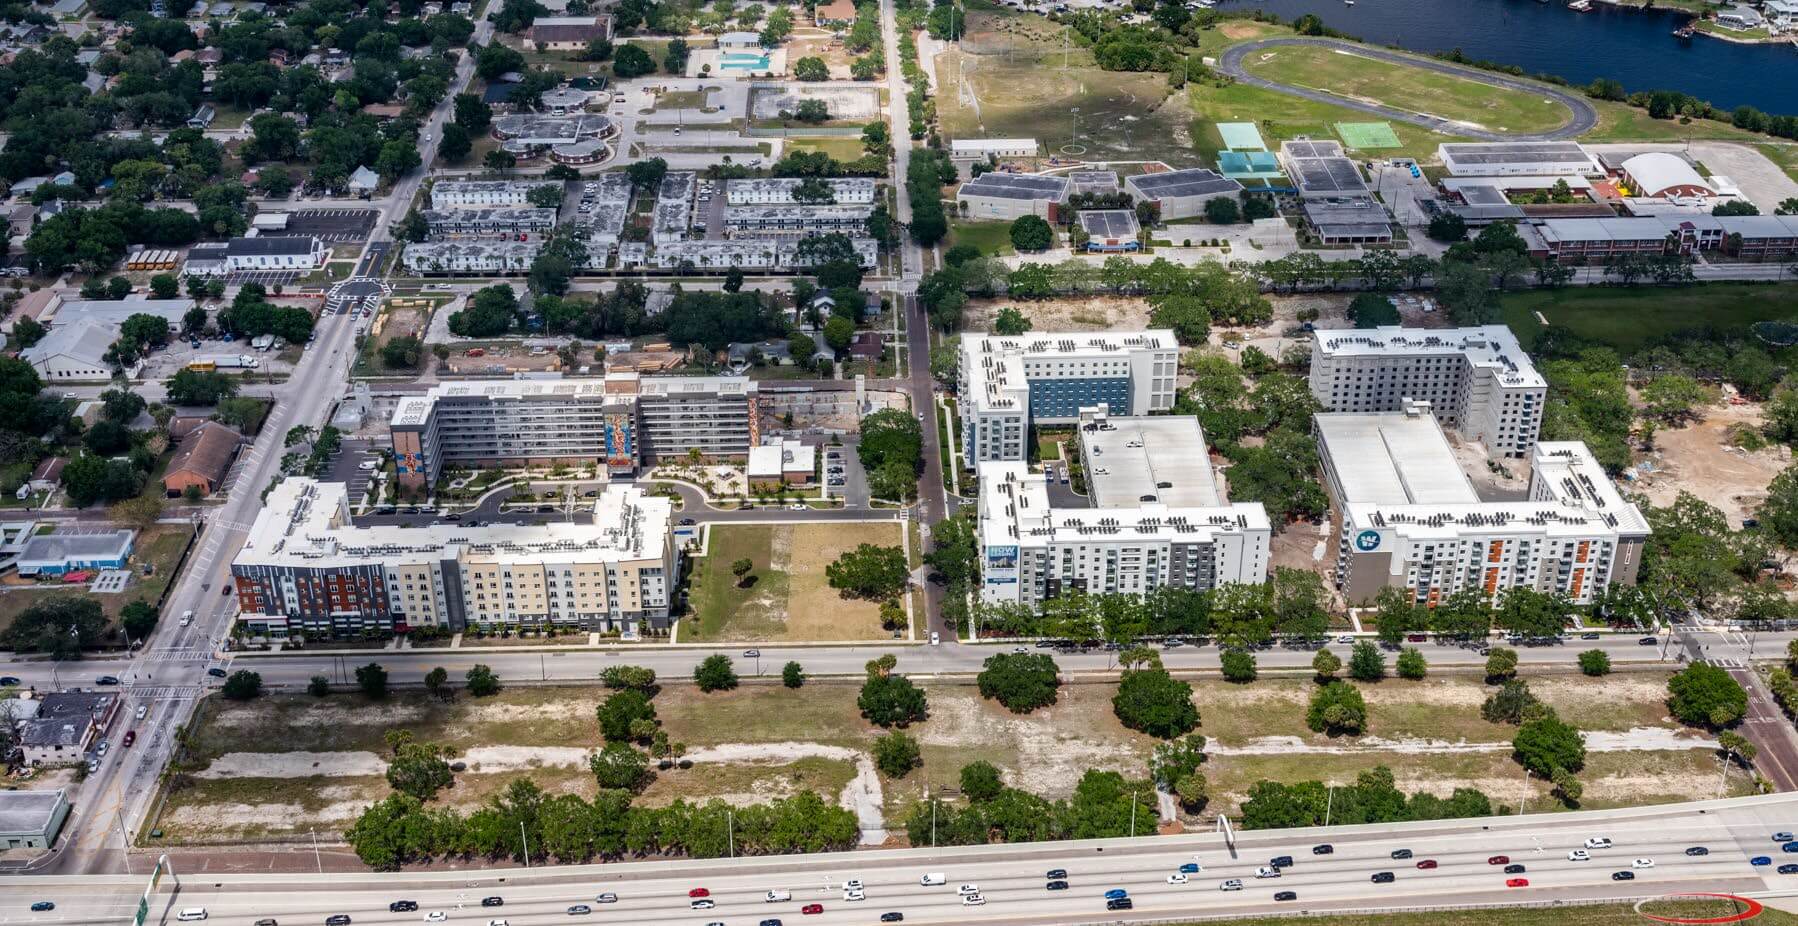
726, 178, 878, 205
1281, 141, 1370, 199
958, 330, 1179, 466
1309, 325, 1545, 458
1123, 168, 1242, 221
402, 240, 541, 274
978, 408, 1269, 609
422, 207, 558, 237
233, 478, 676, 635
432, 180, 559, 208
1317, 403, 1647, 606
956, 173, 1069, 221
1077, 209, 1140, 251
1438, 141, 1603, 177
950, 138, 1039, 159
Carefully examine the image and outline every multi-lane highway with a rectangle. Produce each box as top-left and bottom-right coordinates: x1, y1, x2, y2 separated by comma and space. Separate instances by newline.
10, 793, 1797, 925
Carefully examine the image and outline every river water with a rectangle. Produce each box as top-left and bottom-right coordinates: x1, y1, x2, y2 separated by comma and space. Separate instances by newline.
1217, 0, 1798, 114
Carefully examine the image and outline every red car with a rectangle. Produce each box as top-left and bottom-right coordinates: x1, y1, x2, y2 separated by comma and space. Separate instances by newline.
1506, 878, 1529, 888
802, 904, 824, 915
1487, 855, 1509, 865
1416, 860, 1438, 870
688, 889, 710, 898
122, 730, 136, 747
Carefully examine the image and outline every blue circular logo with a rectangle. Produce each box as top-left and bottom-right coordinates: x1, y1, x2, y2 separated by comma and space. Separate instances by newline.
1353, 530, 1382, 552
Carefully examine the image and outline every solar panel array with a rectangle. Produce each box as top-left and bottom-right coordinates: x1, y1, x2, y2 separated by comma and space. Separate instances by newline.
1078, 210, 1138, 238
960, 173, 1070, 200
1291, 157, 1368, 195
1127, 168, 1240, 199
1440, 142, 1589, 165
1283, 140, 1344, 159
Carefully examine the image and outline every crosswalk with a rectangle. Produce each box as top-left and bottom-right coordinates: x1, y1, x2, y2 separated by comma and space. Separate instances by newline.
138, 648, 215, 663
127, 685, 207, 701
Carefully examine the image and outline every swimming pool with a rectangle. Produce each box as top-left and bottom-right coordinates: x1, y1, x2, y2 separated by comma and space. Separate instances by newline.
720, 52, 771, 70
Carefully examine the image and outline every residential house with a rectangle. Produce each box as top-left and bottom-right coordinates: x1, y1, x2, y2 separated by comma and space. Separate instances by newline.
163, 421, 243, 498
527, 16, 612, 50
17, 691, 120, 767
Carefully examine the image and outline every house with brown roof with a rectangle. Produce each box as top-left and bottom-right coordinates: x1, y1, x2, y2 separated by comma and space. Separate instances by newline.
527, 15, 612, 49
163, 421, 243, 498
815, 0, 857, 27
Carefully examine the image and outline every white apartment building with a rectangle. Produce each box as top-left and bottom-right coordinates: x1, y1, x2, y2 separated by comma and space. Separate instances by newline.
650, 237, 879, 270
652, 171, 696, 246
723, 204, 874, 239
725, 178, 878, 205
422, 207, 558, 237
232, 478, 677, 635
978, 412, 1270, 610
401, 240, 541, 274
1309, 325, 1546, 457
1316, 404, 1648, 607
431, 180, 558, 208
957, 330, 1179, 466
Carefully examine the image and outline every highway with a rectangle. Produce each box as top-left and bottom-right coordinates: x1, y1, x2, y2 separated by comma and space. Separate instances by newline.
9, 793, 1798, 925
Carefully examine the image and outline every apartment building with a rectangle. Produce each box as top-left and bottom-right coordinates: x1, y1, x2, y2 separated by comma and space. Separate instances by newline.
722, 203, 874, 239
649, 237, 879, 270
725, 178, 878, 205
1309, 325, 1546, 458
401, 240, 541, 274
1316, 404, 1648, 607
389, 373, 757, 490
652, 171, 696, 245
979, 411, 1269, 609
431, 180, 558, 208
957, 330, 1179, 466
232, 478, 677, 635
422, 207, 558, 237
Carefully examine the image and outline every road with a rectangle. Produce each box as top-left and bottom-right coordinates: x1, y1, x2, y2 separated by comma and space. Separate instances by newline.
14, 792, 1797, 925
1217, 38, 1599, 141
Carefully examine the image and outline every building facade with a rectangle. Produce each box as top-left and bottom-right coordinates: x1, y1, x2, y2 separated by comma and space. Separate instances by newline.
1308, 325, 1546, 458
223, 236, 327, 271
233, 478, 677, 635
725, 178, 878, 205
432, 180, 557, 208
422, 207, 558, 237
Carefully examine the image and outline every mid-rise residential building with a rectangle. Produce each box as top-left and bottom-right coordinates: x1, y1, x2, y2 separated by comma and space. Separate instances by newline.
725, 178, 878, 205
401, 240, 541, 274
979, 409, 1269, 609
1309, 325, 1546, 458
422, 207, 558, 237
635, 374, 759, 463
431, 180, 558, 208
722, 203, 873, 239
1316, 403, 1648, 607
232, 478, 677, 635
957, 330, 1179, 466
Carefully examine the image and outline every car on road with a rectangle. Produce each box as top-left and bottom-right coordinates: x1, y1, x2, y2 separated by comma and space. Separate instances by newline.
1269, 855, 1294, 868
1179, 862, 1201, 873
96, 675, 120, 685
1634, 858, 1655, 869
1506, 878, 1529, 888
1255, 867, 1282, 879
1586, 837, 1613, 849
1106, 898, 1133, 911
425, 915, 446, 923
844, 890, 865, 902
481, 897, 503, 907
1274, 891, 1298, 902
1775, 832, 1795, 842
567, 906, 592, 915
1312, 844, 1333, 855
760, 920, 783, 926
1046, 881, 1069, 891
1336, 635, 1354, 643
1504, 864, 1526, 875
881, 915, 904, 923
486, 920, 507, 926
743, 650, 760, 658
1391, 848, 1413, 859
1781, 865, 1798, 875
1047, 868, 1067, 879
960, 885, 982, 896
30, 902, 53, 911
1416, 859, 1438, 869
1581, 632, 1601, 640
326, 918, 351, 926
679, 518, 696, 526
1569, 850, 1591, 862
123, 730, 136, 747
801, 904, 824, 915
691, 900, 715, 910
207, 667, 227, 678
689, 888, 711, 898
1686, 847, 1710, 856
0, 676, 19, 687
389, 901, 418, 912
1103, 889, 1128, 900
1753, 856, 1773, 866
256, 919, 278, 926
596, 893, 617, 904
1612, 871, 1636, 881
1371, 872, 1395, 884
1639, 636, 1659, 645
1166, 874, 1188, 885
1487, 855, 1509, 865
961, 893, 985, 907
1782, 842, 1798, 854
1220, 879, 1244, 891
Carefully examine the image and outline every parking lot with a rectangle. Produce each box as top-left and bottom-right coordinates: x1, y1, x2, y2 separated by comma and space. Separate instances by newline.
283, 208, 378, 243
326, 438, 384, 498
824, 443, 870, 507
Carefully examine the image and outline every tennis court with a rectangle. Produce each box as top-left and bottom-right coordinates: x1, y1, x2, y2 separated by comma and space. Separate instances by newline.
1216, 121, 1267, 151
1336, 121, 1402, 149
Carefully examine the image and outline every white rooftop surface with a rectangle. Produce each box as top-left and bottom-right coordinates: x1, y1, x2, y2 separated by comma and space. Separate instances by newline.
392, 377, 620, 427
979, 462, 1269, 549
1315, 410, 1480, 507
1314, 325, 1546, 390
962, 330, 1176, 414
1082, 415, 1221, 508
747, 438, 816, 478
237, 479, 669, 569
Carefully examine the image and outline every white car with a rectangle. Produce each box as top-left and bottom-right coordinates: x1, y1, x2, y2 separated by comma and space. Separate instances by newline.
957, 884, 980, 895
1255, 867, 1282, 879
1166, 873, 1188, 885
1586, 837, 1613, 849
843, 889, 865, 902
1568, 849, 1591, 862
843, 880, 864, 891
1633, 858, 1655, 869
1219, 879, 1244, 891
690, 900, 715, 910
961, 893, 986, 907
424, 914, 446, 923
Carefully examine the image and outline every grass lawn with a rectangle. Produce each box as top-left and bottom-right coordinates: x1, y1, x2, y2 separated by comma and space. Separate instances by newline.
1501, 283, 1798, 354
1189, 78, 1460, 164
683, 522, 903, 642
785, 135, 869, 162
638, 756, 858, 808
949, 220, 1015, 258
1166, 901, 1798, 926
1237, 44, 1573, 136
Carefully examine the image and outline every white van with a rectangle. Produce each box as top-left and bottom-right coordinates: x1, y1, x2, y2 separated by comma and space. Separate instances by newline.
176, 909, 208, 921
920, 872, 945, 886
765, 890, 791, 903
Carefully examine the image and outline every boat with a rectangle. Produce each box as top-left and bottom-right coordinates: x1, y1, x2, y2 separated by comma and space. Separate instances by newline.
1673, 22, 1696, 38
1567, 0, 1592, 10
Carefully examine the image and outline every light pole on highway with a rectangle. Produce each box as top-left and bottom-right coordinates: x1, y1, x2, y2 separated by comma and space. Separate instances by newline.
115, 811, 132, 875
1517, 767, 1531, 815
520, 821, 531, 868
311, 829, 322, 873
1129, 789, 1138, 838
1324, 783, 1335, 828
728, 809, 735, 859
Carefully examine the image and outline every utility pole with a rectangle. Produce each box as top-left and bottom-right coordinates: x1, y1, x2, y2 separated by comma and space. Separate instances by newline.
1130, 790, 1138, 838
1517, 767, 1530, 815
521, 822, 530, 867
728, 809, 735, 859
311, 829, 322, 873
1324, 783, 1335, 828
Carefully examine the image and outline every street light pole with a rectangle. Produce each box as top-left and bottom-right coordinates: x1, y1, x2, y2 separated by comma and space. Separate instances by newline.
311, 829, 322, 873
1518, 768, 1531, 815
520, 822, 530, 868
728, 809, 735, 859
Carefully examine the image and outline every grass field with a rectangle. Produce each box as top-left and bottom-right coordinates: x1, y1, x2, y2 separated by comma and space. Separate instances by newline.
1189, 78, 1461, 164
785, 135, 869, 163
948, 220, 1016, 257
683, 522, 903, 642
1238, 45, 1574, 136
1501, 283, 1798, 354
1168, 900, 1798, 926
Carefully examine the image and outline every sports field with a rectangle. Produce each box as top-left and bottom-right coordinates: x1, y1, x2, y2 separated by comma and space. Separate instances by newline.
1239, 44, 1574, 136
1337, 121, 1402, 149
1501, 283, 1798, 354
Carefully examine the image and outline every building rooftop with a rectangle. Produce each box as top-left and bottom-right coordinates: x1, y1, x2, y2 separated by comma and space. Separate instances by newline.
43, 295, 192, 326
949, 138, 1038, 156
17, 529, 134, 565
958, 172, 1069, 201
962, 330, 1176, 414
1313, 325, 1545, 390
1067, 170, 1119, 194
1285, 154, 1369, 196
1316, 407, 1481, 507
0, 790, 65, 835
1300, 196, 1392, 238
422, 207, 558, 228
1621, 152, 1714, 196
433, 179, 558, 201
1438, 142, 1601, 174
979, 461, 1269, 550
226, 236, 319, 256
1125, 168, 1241, 200
492, 113, 613, 145
1080, 410, 1221, 508
18, 320, 114, 369
1077, 209, 1139, 239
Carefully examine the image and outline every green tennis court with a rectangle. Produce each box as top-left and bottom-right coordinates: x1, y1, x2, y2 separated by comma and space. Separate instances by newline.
1336, 121, 1402, 149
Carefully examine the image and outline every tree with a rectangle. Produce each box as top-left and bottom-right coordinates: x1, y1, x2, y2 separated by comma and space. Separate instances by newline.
9, 316, 46, 350
1148, 733, 1209, 804
1427, 211, 1467, 243
1494, 588, 1569, 639
1311, 648, 1341, 682
1484, 646, 1518, 683
1009, 215, 1053, 251
221, 669, 263, 700
826, 544, 909, 599
120, 600, 158, 641
1348, 292, 1400, 328
439, 123, 473, 162
960, 760, 1004, 801
993, 306, 1032, 336
308, 676, 331, 697
589, 742, 650, 790
596, 689, 657, 742
859, 673, 928, 727
381, 336, 423, 370
1204, 195, 1241, 224
466, 664, 501, 697
449, 285, 519, 338
694, 654, 739, 692
1667, 662, 1748, 729
731, 557, 754, 586
1220, 649, 1257, 682
872, 730, 921, 778
1306, 681, 1368, 735
1112, 666, 1199, 738
484, 149, 517, 171
976, 652, 1061, 713
1578, 649, 1611, 677
1348, 641, 1386, 682
793, 55, 829, 81
1551, 767, 1584, 805
782, 661, 805, 688
1513, 713, 1586, 777
166, 368, 238, 406
613, 44, 653, 78
1396, 647, 1427, 680
387, 741, 454, 800
1481, 680, 1540, 725
0, 598, 105, 658
1757, 463, 1798, 550
663, 37, 690, 73
111, 496, 165, 533
792, 99, 830, 123
424, 667, 449, 695
356, 662, 389, 698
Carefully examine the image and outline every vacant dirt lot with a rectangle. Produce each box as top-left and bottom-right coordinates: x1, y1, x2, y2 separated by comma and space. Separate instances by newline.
1636, 401, 1790, 524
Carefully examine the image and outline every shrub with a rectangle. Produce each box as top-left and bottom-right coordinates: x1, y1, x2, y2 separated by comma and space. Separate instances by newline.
976, 652, 1061, 713
859, 673, 928, 727
1667, 662, 1748, 729
1577, 649, 1611, 677
960, 760, 1003, 801
695, 654, 740, 692
1305, 681, 1367, 735
873, 731, 922, 778
221, 670, 263, 700
782, 661, 805, 688
1220, 649, 1257, 682
1484, 646, 1519, 683
1348, 641, 1386, 681
1396, 648, 1427, 680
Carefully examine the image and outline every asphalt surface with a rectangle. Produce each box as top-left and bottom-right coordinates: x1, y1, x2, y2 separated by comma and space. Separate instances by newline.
17, 793, 1798, 926
1217, 38, 1599, 141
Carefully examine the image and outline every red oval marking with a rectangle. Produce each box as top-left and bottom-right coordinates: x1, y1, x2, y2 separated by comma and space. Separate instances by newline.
1636, 893, 1765, 925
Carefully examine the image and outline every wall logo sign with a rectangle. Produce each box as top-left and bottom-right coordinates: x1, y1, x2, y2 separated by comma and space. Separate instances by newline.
1354, 530, 1382, 553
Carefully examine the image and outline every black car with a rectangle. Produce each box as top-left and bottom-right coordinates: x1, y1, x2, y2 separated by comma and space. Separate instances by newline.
482, 896, 504, 907
1046, 868, 1067, 879
1780, 864, 1798, 875
1269, 855, 1294, 868
388, 901, 418, 913
1612, 871, 1636, 881
256, 919, 278, 926
1391, 848, 1413, 860
30, 902, 53, 912
326, 917, 352, 926
1371, 872, 1395, 884
1274, 891, 1298, 902
679, 518, 696, 526
1046, 880, 1070, 891
1639, 636, 1659, 645
761, 920, 784, 926
1686, 847, 1710, 856
207, 667, 228, 678
880, 915, 904, 923
95, 675, 120, 685
1504, 864, 1526, 875
1106, 898, 1134, 911
1581, 632, 1601, 640
0, 676, 19, 686
1313, 844, 1334, 855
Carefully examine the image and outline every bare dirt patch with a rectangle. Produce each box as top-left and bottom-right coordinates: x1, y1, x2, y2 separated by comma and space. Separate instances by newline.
963, 296, 1153, 333
196, 751, 387, 779
1635, 402, 1790, 524
915, 686, 1154, 796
